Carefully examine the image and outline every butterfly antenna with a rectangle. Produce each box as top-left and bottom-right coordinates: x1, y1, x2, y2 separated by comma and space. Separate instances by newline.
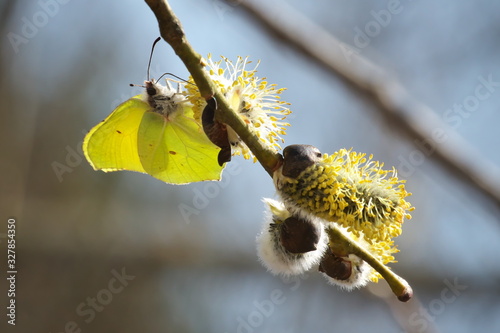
147, 37, 162, 81
157, 72, 196, 86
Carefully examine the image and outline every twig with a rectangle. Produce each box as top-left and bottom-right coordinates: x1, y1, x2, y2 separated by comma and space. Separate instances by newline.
144, 0, 280, 176
232, 0, 500, 211
326, 226, 413, 302
144, 0, 413, 301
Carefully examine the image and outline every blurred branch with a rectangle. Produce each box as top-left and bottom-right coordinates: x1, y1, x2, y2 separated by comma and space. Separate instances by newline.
232, 0, 500, 212
144, 0, 413, 302
144, 0, 280, 176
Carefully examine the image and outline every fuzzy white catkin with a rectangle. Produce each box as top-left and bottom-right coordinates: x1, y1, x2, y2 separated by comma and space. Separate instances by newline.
256, 198, 328, 276
320, 254, 371, 291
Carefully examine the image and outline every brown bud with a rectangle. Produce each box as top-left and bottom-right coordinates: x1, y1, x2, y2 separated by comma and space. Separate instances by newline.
281, 144, 322, 178
397, 285, 413, 302
279, 216, 321, 254
318, 249, 352, 281
202, 97, 231, 166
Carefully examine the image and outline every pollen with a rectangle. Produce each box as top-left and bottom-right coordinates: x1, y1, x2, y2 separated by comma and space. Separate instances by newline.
275, 147, 413, 245
185, 55, 291, 160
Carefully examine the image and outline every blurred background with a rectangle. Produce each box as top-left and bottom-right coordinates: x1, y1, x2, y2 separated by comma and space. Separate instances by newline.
1, 0, 500, 332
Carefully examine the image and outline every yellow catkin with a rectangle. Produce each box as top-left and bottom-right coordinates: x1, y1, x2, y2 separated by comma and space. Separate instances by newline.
278, 149, 413, 244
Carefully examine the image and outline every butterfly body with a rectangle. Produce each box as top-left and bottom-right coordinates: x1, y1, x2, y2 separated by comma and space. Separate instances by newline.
145, 80, 184, 118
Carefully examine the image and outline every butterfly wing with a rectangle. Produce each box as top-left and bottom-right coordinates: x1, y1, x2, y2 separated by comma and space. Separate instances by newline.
83, 96, 148, 174
138, 105, 224, 184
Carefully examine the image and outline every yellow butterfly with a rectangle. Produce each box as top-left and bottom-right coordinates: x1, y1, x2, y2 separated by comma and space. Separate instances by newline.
83, 75, 225, 184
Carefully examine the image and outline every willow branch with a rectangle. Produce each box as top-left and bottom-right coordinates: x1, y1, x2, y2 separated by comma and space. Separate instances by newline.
144, 0, 412, 301
233, 0, 500, 212
144, 0, 279, 176
326, 226, 412, 302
